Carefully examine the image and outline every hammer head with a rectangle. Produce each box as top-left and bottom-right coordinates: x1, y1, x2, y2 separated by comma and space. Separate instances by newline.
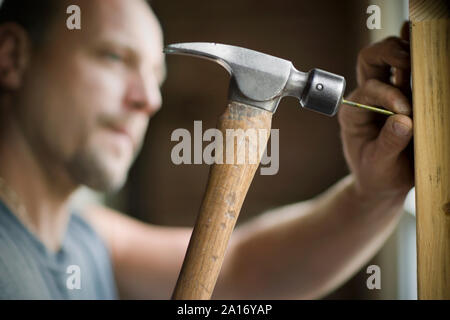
164, 42, 345, 116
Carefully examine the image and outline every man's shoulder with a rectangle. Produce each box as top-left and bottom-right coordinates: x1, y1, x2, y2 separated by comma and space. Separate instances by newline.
0, 237, 50, 299
0, 202, 32, 259
69, 210, 104, 241
0, 205, 52, 299
66, 210, 112, 266
64, 211, 118, 299
0, 202, 117, 299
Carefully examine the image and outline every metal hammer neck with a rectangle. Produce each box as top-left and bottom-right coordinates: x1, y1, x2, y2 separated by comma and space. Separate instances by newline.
227, 77, 282, 113
228, 67, 308, 114
283, 67, 308, 100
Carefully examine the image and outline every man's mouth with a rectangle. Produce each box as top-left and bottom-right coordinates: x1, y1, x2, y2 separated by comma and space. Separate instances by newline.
108, 125, 136, 151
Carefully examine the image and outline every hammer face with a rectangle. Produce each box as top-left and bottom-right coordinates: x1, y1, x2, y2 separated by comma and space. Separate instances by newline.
300, 69, 346, 117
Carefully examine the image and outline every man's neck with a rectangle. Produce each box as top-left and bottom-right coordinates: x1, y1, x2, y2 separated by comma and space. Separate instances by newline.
0, 116, 77, 252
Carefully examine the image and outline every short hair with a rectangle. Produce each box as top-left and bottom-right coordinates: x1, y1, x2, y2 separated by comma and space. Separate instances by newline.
0, 0, 61, 47
0, 0, 153, 47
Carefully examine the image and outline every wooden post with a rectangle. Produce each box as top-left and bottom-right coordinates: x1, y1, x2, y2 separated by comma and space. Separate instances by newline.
410, 0, 450, 300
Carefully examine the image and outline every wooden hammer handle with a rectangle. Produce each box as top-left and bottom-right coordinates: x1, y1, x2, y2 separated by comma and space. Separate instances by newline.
172, 101, 273, 299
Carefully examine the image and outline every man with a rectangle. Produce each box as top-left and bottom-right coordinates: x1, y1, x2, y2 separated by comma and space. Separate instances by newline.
0, 0, 413, 299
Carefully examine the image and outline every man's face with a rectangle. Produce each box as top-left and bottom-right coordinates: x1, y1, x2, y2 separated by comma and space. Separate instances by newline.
15, 0, 165, 191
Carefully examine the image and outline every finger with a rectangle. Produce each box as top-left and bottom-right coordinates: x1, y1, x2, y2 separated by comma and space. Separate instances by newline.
392, 65, 410, 88
338, 79, 412, 140
339, 89, 379, 133
360, 79, 411, 115
374, 114, 413, 162
400, 21, 410, 42
393, 66, 412, 99
358, 37, 410, 85
394, 22, 412, 96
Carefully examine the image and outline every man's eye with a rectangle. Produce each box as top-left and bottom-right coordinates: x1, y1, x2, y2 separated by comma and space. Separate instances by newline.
104, 51, 123, 62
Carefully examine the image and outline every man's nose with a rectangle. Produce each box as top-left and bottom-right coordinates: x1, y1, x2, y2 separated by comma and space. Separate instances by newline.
125, 72, 162, 115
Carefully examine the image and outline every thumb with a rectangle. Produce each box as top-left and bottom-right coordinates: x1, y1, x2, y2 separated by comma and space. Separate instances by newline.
374, 115, 413, 162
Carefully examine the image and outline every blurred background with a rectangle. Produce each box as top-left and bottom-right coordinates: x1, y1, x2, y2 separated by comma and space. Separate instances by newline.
73, 0, 416, 299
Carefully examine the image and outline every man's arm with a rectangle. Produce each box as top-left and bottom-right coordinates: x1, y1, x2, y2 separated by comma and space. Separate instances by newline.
87, 176, 405, 299
86, 176, 405, 300
216, 175, 406, 299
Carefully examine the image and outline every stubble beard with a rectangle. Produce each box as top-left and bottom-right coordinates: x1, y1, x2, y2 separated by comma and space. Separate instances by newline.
66, 138, 138, 193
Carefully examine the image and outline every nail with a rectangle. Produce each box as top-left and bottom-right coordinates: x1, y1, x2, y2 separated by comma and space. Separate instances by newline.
393, 121, 411, 136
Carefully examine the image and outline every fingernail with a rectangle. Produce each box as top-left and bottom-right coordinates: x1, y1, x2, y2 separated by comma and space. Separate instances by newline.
393, 121, 411, 136
395, 101, 411, 114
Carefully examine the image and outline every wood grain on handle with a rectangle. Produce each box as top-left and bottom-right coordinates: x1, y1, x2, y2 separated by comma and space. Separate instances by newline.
410, 0, 450, 299
172, 101, 273, 300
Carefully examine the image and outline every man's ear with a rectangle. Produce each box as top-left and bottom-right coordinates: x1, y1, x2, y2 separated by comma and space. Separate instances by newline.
0, 23, 31, 91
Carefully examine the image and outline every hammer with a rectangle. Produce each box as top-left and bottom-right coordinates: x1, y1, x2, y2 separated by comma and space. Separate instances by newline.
165, 42, 346, 300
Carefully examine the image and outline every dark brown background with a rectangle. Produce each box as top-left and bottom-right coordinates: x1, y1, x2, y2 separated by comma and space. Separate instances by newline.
114, 0, 384, 299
